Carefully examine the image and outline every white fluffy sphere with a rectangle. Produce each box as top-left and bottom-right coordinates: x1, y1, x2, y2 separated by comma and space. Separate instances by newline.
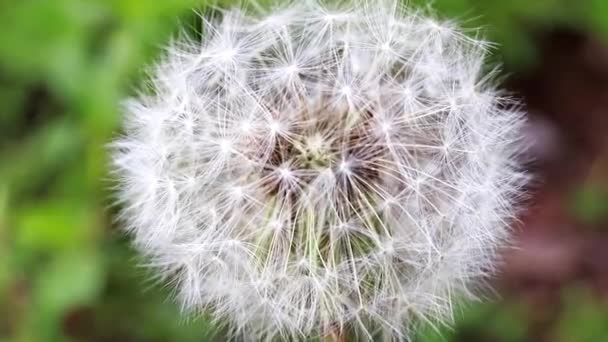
112, 1, 527, 340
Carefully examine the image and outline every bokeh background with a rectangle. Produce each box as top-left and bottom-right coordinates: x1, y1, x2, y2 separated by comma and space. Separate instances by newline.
1, 0, 608, 341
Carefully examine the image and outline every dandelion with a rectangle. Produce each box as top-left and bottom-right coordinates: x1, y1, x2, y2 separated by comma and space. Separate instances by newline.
111, 0, 528, 340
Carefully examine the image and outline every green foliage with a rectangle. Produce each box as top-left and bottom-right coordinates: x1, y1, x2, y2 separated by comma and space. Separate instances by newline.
416, 299, 529, 342
555, 287, 608, 342
588, 0, 608, 37
571, 186, 608, 224
0, 0, 606, 340
0, 1, 209, 340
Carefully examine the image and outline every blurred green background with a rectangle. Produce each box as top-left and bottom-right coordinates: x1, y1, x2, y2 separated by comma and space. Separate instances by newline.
1, 0, 608, 341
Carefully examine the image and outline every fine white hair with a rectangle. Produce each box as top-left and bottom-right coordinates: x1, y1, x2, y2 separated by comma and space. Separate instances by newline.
112, 0, 528, 340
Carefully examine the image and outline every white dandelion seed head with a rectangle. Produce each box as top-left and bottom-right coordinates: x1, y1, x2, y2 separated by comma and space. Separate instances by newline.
112, 0, 528, 340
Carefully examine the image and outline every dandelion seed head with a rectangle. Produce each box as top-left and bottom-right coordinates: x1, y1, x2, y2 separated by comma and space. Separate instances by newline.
112, 0, 528, 340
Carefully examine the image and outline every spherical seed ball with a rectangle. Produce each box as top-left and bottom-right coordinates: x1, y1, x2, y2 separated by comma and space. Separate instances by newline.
111, 1, 528, 340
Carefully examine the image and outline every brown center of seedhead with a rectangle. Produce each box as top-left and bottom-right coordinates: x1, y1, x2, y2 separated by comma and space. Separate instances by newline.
262, 106, 388, 208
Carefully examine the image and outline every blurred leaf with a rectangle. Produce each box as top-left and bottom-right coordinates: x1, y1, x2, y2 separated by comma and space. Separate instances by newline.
0, 186, 8, 294
15, 201, 95, 252
588, 0, 608, 36
555, 286, 608, 342
0, 118, 82, 202
0, 0, 105, 79
36, 252, 103, 313
0, 84, 26, 139
571, 185, 608, 224
22, 251, 104, 341
417, 300, 529, 342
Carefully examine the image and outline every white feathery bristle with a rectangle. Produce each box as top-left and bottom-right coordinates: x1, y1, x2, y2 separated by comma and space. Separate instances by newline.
111, 0, 528, 340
